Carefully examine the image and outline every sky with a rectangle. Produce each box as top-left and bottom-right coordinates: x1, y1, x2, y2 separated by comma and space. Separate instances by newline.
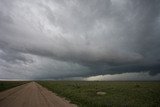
0, 0, 160, 80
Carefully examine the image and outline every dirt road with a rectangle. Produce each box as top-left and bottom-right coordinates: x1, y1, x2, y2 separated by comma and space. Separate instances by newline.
0, 82, 76, 107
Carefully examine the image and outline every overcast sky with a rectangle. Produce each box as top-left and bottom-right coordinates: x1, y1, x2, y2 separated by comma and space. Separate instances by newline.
0, 0, 160, 80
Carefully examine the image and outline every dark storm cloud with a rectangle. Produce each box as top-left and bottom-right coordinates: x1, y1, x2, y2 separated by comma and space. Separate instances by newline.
0, 0, 160, 79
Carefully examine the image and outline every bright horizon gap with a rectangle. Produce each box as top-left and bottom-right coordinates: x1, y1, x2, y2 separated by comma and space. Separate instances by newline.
0, 0, 160, 80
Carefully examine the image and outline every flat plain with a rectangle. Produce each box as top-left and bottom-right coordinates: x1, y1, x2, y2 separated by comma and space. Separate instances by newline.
39, 81, 160, 107
0, 81, 160, 107
0, 81, 27, 92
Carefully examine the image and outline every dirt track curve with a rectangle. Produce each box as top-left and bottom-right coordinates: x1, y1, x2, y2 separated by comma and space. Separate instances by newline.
0, 82, 77, 107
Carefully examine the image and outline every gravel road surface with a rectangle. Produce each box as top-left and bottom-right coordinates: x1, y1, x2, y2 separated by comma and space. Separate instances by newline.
0, 82, 76, 107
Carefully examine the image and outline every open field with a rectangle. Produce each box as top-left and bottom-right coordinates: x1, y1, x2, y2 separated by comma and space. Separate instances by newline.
38, 81, 160, 107
0, 81, 28, 92
0, 81, 160, 107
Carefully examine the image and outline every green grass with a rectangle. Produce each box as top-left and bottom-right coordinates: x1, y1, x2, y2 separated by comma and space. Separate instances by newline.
0, 81, 28, 92
38, 81, 160, 107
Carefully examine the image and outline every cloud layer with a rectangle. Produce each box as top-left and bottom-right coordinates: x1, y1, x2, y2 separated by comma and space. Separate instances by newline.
0, 0, 160, 80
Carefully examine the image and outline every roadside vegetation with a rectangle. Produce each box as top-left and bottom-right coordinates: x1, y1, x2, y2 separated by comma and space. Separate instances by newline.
38, 81, 160, 107
0, 81, 28, 92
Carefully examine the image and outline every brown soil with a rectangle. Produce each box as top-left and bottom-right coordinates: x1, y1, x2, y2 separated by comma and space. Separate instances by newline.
0, 82, 77, 107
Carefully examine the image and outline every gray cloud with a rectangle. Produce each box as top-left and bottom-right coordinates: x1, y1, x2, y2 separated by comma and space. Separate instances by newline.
0, 0, 160, 79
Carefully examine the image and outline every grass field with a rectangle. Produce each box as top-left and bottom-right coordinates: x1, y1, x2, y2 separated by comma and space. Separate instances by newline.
0, 81, 27, 92
38, 81, 160, 107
